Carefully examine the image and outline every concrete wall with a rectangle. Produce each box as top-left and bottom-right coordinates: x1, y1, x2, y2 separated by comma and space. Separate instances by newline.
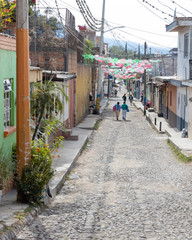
188, 88, 192, 139
68, 49, 77, 73
75, 64, 92, 125
177, 27, 190, 80
58, 78, 75, 129
69, 79, 75, 128
177, 87, 188, 131
30, 68, 42, 83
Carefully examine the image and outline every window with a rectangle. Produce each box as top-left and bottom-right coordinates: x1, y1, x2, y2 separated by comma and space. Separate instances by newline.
184, 33, 189, 58
170, 91, 172, 106
4, 79, 12, 128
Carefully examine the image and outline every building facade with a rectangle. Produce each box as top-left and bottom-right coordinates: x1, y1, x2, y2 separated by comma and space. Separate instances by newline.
0, 34, 16, 194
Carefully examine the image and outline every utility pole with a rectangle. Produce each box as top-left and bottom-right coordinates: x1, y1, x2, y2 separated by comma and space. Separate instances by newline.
138, 44, 140, 59
65, 9, 69, 72
96, 0, 105, 113
16, 0, 31, 177
34, 3, 37, 66
144, 42, 147, 116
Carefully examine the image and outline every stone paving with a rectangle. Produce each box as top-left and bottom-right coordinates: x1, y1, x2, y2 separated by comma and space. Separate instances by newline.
17, 96, 192, 240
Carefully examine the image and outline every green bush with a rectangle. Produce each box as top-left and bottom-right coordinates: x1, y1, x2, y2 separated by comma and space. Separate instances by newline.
17, 139, 55, 205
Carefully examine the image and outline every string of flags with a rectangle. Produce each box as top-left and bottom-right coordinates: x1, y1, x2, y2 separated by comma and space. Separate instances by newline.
83, 54, 161, 80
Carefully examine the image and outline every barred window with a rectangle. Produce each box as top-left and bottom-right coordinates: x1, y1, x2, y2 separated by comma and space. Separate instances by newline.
4, 79, 12, 128
184, 33, 189, 58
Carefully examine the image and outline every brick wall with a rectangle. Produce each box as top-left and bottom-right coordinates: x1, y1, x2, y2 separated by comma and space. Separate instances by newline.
0, 34, 16, 51
30, 49, 78, 73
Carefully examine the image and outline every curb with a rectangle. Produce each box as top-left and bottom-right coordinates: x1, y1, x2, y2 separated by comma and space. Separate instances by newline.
0, 207, 41, 240
0, 134, 93, 240
0, 99, 108, 240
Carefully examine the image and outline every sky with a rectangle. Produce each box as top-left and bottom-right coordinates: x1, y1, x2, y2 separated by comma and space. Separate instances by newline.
38, 0, 192, 53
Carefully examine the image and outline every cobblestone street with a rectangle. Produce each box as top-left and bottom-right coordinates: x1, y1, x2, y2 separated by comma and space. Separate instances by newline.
17, 98, 192, 240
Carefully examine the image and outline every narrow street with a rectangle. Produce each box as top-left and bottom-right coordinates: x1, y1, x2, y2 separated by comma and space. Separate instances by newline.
17, 93, 192, 240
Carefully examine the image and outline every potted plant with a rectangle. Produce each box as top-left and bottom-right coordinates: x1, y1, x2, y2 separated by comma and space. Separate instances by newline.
0, 146, 15, 204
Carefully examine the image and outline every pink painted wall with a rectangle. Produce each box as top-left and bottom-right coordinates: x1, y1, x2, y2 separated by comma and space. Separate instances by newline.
68, 78, 75, 128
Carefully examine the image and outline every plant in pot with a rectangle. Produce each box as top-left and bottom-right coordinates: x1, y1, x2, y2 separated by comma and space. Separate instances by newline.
0, 146, 15, 204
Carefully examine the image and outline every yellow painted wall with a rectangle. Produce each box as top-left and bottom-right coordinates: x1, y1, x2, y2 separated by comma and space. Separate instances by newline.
75, 64, 92, 124
29, 67, 42, 83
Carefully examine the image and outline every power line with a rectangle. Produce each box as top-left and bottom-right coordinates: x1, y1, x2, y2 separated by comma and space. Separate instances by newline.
142, 0, 174, 18
169, 0, 192, 15
105, 21, 177, 38
76, 0, 101, 31
156, 0, 186, 17
137, 0, 171, 23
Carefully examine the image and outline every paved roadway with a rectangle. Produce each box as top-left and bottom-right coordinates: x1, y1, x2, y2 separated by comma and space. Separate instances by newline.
17, 96, 192, 240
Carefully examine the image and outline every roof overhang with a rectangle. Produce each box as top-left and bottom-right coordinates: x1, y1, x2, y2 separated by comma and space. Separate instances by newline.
166, 17, 192, 32
169, 79, 184, 87
154, 76, 176, 83
182, 80, 192, 87
43, 70, 76, 81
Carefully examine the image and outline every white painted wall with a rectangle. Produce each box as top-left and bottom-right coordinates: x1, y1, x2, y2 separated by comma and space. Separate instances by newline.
55, 80, 69, 124
188, 88, 192, 139
177, 27, 190, 80
177, 87, 188, 123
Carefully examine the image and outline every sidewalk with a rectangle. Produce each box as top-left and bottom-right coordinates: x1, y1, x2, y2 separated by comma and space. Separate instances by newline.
133, 98, 192, 158
0, 98, 108, 240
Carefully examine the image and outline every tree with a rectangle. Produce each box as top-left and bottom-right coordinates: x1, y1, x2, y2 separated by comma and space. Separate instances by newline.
0, 0, 36, 32
84, 39, 94, 55
0, 0, 16, 31
109, 45, 135, 59
31, 80, 68, 140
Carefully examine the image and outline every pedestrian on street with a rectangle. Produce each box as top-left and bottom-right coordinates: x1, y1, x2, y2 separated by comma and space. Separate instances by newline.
119, 84, 121, 92
129, 94, 133, 106
114, 89, 118, 97
113, 102, 121, 120
121, 101, 129, 120
122, 94, 127, 103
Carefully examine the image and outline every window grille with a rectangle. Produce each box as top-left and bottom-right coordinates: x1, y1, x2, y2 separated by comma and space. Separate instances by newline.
4, 79, 12, 128
184, 33, 189, 58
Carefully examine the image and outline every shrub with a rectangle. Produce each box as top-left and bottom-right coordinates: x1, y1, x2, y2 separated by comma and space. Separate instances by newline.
17, 139, 55, 205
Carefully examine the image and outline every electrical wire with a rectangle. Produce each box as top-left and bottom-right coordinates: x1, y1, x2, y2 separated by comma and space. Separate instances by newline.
142, 0, 173, 18
169, 0, 192, 15
156, 0, 186, 17
76, 0, 101, 31
137, 0, 171, 23
105, 21, 177, 38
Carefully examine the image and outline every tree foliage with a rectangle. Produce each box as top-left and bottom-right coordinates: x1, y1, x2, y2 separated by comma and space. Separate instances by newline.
0, 0, 16, 31
109, 45, 135, 59
31, 80, 68, 140
84, 39, 94, 55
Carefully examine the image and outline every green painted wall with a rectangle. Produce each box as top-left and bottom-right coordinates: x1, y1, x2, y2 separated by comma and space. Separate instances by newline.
0, 49, 16, 154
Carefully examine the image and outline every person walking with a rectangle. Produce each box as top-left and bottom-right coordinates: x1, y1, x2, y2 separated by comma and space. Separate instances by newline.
114, 89, 118, 97
121, 101, 129, 120
129, 94, 133, 106
122, 94, 127, 103
113, 102, 121, 120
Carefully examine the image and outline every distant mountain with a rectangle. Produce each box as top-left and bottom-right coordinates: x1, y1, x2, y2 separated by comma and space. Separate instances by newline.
104, 37, 172, 55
